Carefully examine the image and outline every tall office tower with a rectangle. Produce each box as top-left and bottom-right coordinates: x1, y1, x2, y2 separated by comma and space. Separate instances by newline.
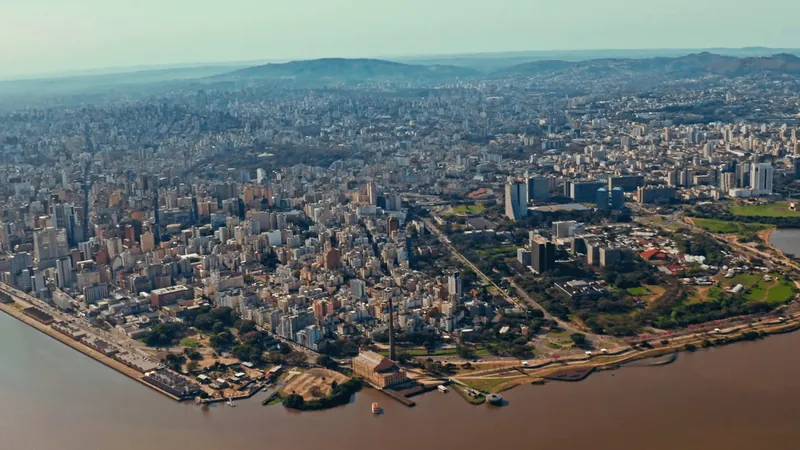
33, 227, 68, 263
256, 168, 267, 184
448, 272, 463, 301
51, 203, 81, 246
388, 296, 396, 362
505, 181, 528, 220
680, 168, 694, 188
736, 162, 750, 188
56, 256, 73, 289
610, 187, 624, 210
367, 182, 378, 206
152, 190, 161, 245
666, 170, 679, 187
526, 176, 550, 200
596, 188, 609, 209
664, 127, 673, 142
721, 172, 737, 192
530, 236, 556, 275
750, 163, 774, 196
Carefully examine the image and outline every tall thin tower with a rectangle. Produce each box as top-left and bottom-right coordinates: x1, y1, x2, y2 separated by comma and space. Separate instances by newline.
153, 189, 161, 245
388, 297, 396, 361
81, 159, 91, 242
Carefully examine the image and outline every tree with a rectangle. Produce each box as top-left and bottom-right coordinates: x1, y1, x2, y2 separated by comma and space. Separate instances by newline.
283, 393, 305, 409
456, 345, 476, 360
164, 353, 186, 372
236, 319, 257, 334
317, 355, 338, 370
286, 351, 308, 366
212, 321, 226, 334
187, 361, 199, 373
570, 333, 587, 348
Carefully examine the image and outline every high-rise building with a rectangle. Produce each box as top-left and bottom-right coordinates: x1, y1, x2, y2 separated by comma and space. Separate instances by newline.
720, 172, 737, 192
33, 227, 69, 263
610, 187, 624, 210
530, 236, 556, 275
526, 176, 550, 200
596, 188, 609, 209
367, 183, 378, 206
608, 175, 645, 192
448, 273, 463, 300
570, 181, 605, 202
152, 190, 161, 245
505, 181, 528, 220
56, 256, 73, 288
637, 186, 677, 204
552, 221, 578, 239
750, 163, 774, 196
517, 248, 532, 266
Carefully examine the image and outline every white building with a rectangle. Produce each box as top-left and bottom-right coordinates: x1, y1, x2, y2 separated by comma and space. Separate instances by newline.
750, 163, 774, 196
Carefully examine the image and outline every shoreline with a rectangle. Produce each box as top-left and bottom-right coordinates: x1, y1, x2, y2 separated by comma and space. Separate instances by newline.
0, 300, 182, 402
452, 314, 800, 396
3, 284, 798, 409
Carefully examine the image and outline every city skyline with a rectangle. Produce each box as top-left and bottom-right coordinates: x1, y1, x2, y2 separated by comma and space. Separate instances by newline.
2, 0, 800, 79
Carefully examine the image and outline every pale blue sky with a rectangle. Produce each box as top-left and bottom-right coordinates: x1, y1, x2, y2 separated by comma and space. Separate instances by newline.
1, 0, 799, 78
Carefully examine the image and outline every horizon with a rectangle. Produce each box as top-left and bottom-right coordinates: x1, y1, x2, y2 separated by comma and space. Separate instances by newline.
2, 0, 800, 79
3, 45, 800, 82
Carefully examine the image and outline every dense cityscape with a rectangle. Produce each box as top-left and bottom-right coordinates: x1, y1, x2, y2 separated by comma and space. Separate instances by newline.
2, 51, 800, 410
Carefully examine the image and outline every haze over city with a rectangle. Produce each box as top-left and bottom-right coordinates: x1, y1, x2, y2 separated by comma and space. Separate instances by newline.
2, 0, 800, 78
4, 1, 800, 449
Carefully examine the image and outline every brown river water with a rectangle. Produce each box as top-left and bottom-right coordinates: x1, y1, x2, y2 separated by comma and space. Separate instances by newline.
1, 311, 799, 450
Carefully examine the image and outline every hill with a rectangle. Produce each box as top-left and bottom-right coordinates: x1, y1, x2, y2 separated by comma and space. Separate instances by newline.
218, 58, 477, 82
499, 52, 800, 78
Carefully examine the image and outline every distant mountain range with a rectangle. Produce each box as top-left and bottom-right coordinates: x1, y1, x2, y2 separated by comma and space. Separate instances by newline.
217, 58, 477, 82
499, 52, 800, 77
213, 52, 800, 84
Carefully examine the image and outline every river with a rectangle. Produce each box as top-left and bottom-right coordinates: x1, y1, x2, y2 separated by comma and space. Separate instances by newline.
2, 311, 800, 450
770, 228, 800, 256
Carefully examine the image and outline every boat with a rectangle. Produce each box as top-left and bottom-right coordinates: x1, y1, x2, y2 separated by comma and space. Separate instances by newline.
437, 385, 448, 393
371, 402, 382, 414
227, 397, 237, 407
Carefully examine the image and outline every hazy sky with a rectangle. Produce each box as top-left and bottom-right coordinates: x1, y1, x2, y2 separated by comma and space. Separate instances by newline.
2, 0, 799, 79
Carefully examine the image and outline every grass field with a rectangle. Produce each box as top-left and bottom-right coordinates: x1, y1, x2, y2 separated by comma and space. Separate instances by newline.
730, 203, 800, 218
460, 376, 526, 393
723, 273, 796, 304
627, 287, 651, 296
692, 218, 771, 236
722, 273, 763, 288
453, 203, 487, 215
180, 338, 200, 348
476, 245, 517, 259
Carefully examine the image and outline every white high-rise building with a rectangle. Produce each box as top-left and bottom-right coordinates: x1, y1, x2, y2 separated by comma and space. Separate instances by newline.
750, 163, 774, 196
448, 273, 463, 301
505, 180, 528, 221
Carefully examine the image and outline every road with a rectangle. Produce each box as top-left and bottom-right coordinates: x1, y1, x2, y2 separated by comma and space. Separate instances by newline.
422, 218, 601, 341
422, 218, 525, 311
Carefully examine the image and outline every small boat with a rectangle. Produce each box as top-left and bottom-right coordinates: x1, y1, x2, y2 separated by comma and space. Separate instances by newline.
227, 397, 237, 407
437, 385, 448, 393
371, 402, 382, 414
